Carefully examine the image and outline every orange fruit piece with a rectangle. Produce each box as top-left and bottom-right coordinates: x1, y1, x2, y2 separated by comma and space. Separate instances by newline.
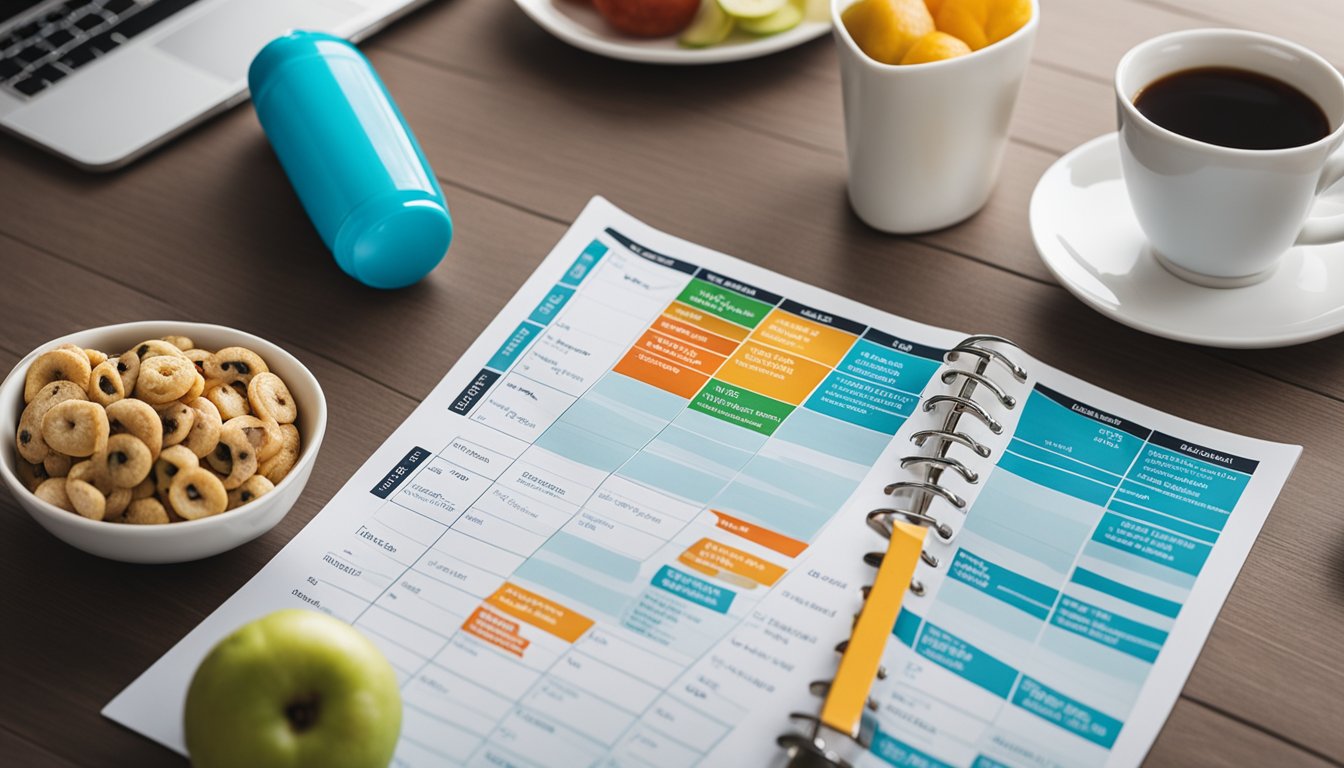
985, 0, 1031, 44
900, 30, 973, 63
923, 0, 945, 15
842, 0, 936, 65
933, 0, 1029, 50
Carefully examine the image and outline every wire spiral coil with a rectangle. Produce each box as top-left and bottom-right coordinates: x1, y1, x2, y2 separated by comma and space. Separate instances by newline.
777, 336, 1028, 768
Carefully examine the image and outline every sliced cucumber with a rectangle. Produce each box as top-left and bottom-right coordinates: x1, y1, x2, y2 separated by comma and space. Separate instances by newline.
680, 0, 735, 47
737, 1, 803, 34
717, 0, 789, 20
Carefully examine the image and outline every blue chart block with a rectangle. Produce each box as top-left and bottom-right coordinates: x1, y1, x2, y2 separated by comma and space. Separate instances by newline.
1108, 500, 1219, 544
487, 320, 545, 372
837, 339, 942, 393
1050, 595, 1169, 662
1012, 676, 1123, 749
893, 608, 922, 647
651, 565, 734, 614
915, 623, 1020, 699
947, 549, 1059, 620
527, 284, 575, 326
1071, 567, 1183, 619
1113, 480, 1230, 531
1011, 389, 1147, 475
1091, 513, 1212, 576
998, 451, 1116, 506
803, 372, 911, 435
561, 239, 608, 286
1130, 444, 1251, 514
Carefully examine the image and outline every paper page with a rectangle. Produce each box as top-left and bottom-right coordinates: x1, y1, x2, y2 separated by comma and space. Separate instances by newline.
106, 196, 969, 766
750, 351, 1300, 768
105, 198, 1299, 768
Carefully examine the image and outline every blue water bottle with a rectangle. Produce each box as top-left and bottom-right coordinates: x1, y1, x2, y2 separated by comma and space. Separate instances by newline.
248, 31, 452, 289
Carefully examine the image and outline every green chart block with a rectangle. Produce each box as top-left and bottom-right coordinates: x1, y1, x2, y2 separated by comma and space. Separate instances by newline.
689, 379, 796, 436
675, 278, 773, 329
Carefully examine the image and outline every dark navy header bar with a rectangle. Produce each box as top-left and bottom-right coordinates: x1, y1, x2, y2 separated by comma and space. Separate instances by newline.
604, 228, 698, 274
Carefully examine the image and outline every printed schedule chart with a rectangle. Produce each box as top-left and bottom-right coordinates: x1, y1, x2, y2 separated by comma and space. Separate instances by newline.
349, 225, 948, 766
106, 198, 1299, 768
865, 385, 1271, 768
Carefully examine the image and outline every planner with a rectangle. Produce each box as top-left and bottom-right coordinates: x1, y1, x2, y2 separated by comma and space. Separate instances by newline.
106, 197, 1300, 768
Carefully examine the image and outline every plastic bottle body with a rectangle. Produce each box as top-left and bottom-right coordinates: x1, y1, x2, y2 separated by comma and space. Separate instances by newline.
249, 31, 452, 289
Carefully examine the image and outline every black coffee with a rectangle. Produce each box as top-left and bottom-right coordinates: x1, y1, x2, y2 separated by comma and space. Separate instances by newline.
1134, 66, 1330, 150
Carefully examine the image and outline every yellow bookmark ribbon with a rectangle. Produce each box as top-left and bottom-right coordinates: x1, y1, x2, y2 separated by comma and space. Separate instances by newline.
819, 521, 928, 736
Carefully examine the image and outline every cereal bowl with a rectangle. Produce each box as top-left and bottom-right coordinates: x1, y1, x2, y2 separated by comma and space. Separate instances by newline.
0, 321, 327, 564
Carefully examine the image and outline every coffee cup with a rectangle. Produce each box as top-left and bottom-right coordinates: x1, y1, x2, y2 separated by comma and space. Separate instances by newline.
1116, 29, 1344, 288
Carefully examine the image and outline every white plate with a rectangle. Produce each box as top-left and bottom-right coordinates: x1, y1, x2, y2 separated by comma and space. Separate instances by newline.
511, 0, 831, 65
1030, 133, 1344, 349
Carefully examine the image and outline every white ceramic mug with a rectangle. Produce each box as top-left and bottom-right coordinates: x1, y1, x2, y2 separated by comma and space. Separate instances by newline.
832, 0, 1038, 234
1116, 29, 1344, 288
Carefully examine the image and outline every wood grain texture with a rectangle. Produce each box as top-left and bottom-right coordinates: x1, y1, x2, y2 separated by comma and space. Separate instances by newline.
1, 0, 1342, 765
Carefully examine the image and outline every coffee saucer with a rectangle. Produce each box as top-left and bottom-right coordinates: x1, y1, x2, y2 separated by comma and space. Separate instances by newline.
1030, 133, 1344, 348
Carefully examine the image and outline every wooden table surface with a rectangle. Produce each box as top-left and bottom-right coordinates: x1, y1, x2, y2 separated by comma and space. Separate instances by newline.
3, 0, 1343, 765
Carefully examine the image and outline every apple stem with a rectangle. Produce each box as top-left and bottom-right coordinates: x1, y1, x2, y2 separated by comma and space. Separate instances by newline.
285, 694, 321, 733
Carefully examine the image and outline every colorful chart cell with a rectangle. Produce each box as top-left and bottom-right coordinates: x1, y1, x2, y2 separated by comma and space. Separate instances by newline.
633, 329, 729, 372
805, 372, 914, 435
675, 278, 774, 329
651, 313, 741, 356
487, 320, 545, 372
712, 511, 807, 557
613, 347, 709, 399
484, 582, 595, 643
1012, 676, 1124, 749
559, 239, 608, 287
717, 341, 831, 405
677, 537, 786, 588
528, 284, 575, 326
688, 379, 796, 436
651, 565, 735, 613
750, 308, 858, 366
664, 301, 751, 342
462, 605, 530, 657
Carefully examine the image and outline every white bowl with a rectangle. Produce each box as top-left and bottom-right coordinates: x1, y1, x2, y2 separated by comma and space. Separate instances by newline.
0, 321, 327, 564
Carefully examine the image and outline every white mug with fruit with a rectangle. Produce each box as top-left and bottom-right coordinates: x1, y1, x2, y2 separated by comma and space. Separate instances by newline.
833, 0, 1039, 233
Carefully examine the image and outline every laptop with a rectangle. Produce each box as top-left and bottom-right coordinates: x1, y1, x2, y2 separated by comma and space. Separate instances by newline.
0, 0, 431, 171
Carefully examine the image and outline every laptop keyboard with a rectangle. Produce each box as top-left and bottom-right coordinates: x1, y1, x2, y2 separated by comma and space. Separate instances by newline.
0, 0, 204, 98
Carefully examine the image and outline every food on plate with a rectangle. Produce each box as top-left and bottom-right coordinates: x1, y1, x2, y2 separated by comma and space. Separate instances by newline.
679, 0, 734, 46
593, 0, 702, 36
843, 0, 1029, 64
12, 336, 301, 524
737, 1, 804, 35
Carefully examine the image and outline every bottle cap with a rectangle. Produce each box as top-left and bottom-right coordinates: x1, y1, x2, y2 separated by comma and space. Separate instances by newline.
334, 192, 453, 290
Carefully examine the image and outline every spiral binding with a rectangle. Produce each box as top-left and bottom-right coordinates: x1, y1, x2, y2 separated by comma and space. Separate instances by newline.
777, 335, 1028, 768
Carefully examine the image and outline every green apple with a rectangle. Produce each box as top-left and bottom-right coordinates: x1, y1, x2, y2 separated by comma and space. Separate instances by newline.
184, 609, 402, 768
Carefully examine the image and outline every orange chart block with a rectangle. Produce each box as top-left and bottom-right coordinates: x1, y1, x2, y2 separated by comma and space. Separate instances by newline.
613, 347, 709, 399
651, 314, 740, 356
462, 606, 530, 657
484, 582, 595, 643
664, 301, 751, 342
751, 309, 859, 367
717, 341, 832, 405
713, 511, 808, 557
635, 329, 728, 373
678, 537, 787, 588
